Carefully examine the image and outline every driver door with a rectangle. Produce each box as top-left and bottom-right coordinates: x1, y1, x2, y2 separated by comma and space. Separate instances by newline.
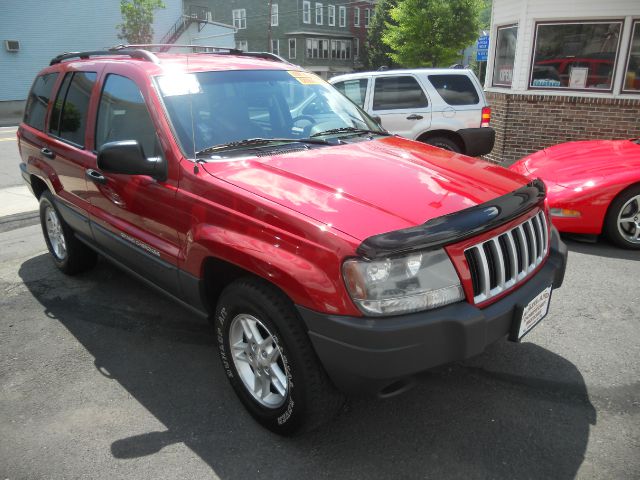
86, 70, 182, 295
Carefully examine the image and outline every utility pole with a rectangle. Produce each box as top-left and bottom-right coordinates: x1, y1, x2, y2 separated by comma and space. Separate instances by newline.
267, 0, 273, 52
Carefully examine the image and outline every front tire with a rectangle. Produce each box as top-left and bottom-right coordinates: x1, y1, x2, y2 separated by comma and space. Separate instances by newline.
604, 185, 640, 249
39, 191, 97, 274
214, 278, 343, 435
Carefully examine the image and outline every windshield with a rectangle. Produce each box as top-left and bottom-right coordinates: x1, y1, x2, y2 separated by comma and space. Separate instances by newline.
156, 69, 385, 157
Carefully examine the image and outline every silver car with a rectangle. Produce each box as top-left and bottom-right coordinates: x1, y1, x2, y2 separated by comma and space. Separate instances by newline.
330, 68, 495, 156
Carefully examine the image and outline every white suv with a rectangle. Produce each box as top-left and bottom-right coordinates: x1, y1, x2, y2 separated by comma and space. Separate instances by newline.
330, 69, 494, 156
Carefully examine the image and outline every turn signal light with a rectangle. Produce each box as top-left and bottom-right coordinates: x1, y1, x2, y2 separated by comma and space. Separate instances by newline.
550, 208, 581, 218
481, 107, 491, 127
480, 107, 491, 127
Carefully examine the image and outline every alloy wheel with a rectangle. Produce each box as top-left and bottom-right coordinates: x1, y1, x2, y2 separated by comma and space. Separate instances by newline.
229, 313, 288, 408
45, 206, 67, 260
617, 194, 640, 244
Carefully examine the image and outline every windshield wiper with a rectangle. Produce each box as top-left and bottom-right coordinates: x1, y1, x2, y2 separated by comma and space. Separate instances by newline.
196, 137, 331, 157
311, 127, 389, 138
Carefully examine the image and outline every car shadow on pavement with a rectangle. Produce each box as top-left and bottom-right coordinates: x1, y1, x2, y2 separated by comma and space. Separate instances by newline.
563, 236, 640, 261
19, 254, 596, 480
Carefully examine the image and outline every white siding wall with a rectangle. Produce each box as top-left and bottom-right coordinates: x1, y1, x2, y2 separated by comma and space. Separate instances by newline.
486, 0, 640, 97
0, 0, 182, 102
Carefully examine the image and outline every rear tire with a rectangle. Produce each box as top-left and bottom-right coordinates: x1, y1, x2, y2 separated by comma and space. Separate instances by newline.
39, 191, 97, 274
604, 185, 640, 249
214, 277, 344, 435
423, 136, 462, 153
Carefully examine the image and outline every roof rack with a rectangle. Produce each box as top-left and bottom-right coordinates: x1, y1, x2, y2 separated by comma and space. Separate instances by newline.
113, 44, 291, 64
49, 44, 291, 66
49, 48, 160, 65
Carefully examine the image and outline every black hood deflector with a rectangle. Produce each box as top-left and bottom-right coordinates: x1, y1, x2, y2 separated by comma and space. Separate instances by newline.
357, 179, 546, 259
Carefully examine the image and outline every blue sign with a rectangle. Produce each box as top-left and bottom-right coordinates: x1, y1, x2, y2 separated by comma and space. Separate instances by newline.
476, 35, 489, 61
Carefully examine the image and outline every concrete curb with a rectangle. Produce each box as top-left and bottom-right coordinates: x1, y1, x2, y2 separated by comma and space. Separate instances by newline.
0, 210, 40, 233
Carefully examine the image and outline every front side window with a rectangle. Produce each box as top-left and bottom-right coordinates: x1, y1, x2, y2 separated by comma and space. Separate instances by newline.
333, 78, 368, 108
315, 3, 323, 25
339, 6, 346, 27
328, 5, 335, 26
530, 21, 622, 90
232, 9, 246, 29
289, 38, 296, 59
303, 1, 311, 24
428, 75, 479, 105
96, 74, 158, 157
492, 25, 517, 87
354, 7, 360, 27
271, 4, 278, 26
24, 73, 58, 131
156, 70, 383, 157
373, 76, 428, 110
50, 72, 97, 147
623, 20, 640, 93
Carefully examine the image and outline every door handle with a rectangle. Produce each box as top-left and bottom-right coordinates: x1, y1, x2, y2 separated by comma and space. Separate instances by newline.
406, 114, 423, 120
40, 147, 55, 159
86, 169, 107, 185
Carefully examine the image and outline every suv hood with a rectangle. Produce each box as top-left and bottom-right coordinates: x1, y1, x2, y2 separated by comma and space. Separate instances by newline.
201, 137, 529, 241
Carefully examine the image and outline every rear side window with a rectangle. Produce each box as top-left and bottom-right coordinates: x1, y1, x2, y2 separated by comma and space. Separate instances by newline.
372, 76, 428, 110
333, 79, 368, 108
96, 74, 158, 157
24, 73, 58, 131
428, 75, 479, 106
50, 72, 97, 147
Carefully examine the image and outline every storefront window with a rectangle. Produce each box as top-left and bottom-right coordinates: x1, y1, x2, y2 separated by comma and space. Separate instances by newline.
623, 21, 640, 93
492, 25, 518, 87
530, 21, 622, 90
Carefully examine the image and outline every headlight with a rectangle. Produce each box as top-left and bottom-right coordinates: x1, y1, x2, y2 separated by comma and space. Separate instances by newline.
342, 249, 464, 316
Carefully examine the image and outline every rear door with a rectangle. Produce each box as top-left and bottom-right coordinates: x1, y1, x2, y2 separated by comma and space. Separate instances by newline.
426, 73, 482, 129
370, 75, 431, 139
44, 67, 101, 237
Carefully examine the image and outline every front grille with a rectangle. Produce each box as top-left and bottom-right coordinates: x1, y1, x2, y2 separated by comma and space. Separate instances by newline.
464, 211, 549, 304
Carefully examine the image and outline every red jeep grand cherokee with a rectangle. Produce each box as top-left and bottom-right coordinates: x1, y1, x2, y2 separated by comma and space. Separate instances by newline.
18, 46, 567, 434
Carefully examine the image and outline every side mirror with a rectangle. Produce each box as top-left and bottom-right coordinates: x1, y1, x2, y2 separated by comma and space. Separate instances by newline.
97, 140, 166, 181
372, 115, 382, 126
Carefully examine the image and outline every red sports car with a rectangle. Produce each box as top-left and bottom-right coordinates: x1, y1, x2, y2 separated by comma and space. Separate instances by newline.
510, 139, 640, 249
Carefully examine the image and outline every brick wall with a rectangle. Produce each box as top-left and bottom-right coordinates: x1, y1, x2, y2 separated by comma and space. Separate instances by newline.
485, 92, 640, 165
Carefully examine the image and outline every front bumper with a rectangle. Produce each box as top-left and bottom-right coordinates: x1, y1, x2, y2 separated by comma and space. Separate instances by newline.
297, 228, 567, 396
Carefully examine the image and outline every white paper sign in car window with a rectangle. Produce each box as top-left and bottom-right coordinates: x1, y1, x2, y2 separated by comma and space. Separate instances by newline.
157, 73, 203, 96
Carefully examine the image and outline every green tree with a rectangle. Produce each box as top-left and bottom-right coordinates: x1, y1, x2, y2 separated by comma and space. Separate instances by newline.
365, 0, 398, 70
383, 0, 482, 68
118, 0, 166, 44
479, 0, 492, 30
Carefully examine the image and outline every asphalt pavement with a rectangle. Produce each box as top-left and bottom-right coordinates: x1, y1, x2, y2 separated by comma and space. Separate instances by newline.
1, 222, 639, 479
0, 125, 638, 478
